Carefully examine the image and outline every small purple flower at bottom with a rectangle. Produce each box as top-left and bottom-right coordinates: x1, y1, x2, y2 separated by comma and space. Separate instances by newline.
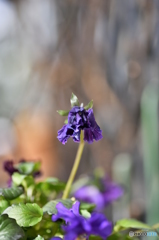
74, 178, 124, 211
57, 107, 102, 145
52, 201, 112, 240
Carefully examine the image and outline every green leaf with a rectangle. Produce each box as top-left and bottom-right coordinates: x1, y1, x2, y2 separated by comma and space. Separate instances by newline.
70, 93, 80, 107
43, 199, 73, 215
34, 235, 44, 240
16, 162, 41, 175
22, 176, 34, 189
89, 236, 102, 240
64, 119, 68, 124
0, 199, 10, 214
36, 178, 65, 193
0, 187, 24, 200
12, 173, 26, 186
80, 202, 96, 212
114, 219, 151, 232
57, 110, 69, 116
0, 214, 26, 240
12, 173, 34, 189
107, 233, 137, 240
80, 209, 91, 219
3, 203, 43, 227
84, 100, 93, 110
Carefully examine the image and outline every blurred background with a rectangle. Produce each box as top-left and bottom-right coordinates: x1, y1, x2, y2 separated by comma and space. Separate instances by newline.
0, 0, 159, 226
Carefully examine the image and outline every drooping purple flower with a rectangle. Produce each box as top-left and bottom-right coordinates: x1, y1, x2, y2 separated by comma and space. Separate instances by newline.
57, 106, 102, 144
74, 178, 124, 211
52, 201, 112, 240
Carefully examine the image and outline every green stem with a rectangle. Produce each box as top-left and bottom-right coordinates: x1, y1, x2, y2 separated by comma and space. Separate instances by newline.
62, 131, 85, 199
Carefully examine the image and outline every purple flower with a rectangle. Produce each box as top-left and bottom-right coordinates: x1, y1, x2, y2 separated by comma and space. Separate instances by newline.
52, 201, 112, 240
57, 107, 102, 144
3, 160, 18, 176
74, 178, 124, 211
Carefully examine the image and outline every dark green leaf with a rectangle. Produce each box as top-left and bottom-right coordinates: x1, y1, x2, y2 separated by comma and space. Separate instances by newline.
114, 219, 151, 233
57, 110, 69, 116
0, 187, 24, 200
4, 203, 43, 227
0, 214, 26, 240
84, 100, 93, 110
80, 202, 96, 212
17, 162, 41, 175
70, 93, 80, 107
34, 235, 44, 240
43, 199, 73, 215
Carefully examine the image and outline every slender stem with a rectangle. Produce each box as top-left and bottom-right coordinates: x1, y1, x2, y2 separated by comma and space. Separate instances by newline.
62, 131, 85, 199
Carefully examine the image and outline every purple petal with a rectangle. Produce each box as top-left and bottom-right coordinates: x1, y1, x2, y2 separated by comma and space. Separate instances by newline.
84, 109, 103, 143
74, 186, 105, 210
52, 202, 74, 223
84, 129, 94, 143
88, 213, 112, 238
57, 125, 74, 144
103, 181, 124, 205
64, 231, 78, 240
72, 130, 81, 142
71, 201, 80, 215
3, 160, 17, 176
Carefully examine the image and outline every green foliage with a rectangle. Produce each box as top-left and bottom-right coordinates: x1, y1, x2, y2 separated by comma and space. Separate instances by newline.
70, 93, 80, 107
16, 162, 41, 175
1, 159, 158, 240
80, 209, 91, 218
0, 199, 10, 214
0, 214, 26, 240
34, 235, 44, 240
84, 100, 93, 110
36, 178, 65, 193
57, 110, 69, 116
114, 219, 150, 232
108, 233, 139, 240
43, 199, 73, 215
12, 173, 27, 186
80, 202, 96, 212
4, 203, 43, 227
0, 186, 24, 200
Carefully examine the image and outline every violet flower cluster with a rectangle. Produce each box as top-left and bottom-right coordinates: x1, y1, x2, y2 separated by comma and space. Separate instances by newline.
57, 106, 102, 144
74, 177, 124, 211
51, 201, 112, 240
